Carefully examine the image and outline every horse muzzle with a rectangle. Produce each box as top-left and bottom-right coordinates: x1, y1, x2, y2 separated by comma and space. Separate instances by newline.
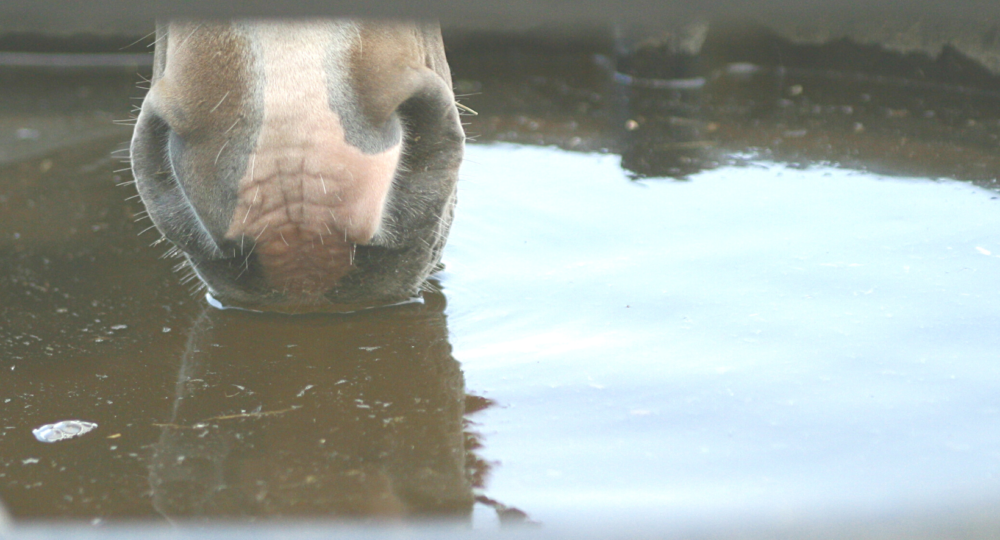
130, 20, 464, 312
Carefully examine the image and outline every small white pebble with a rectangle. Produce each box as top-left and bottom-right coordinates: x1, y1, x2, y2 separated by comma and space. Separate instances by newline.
32, 420, 98, 443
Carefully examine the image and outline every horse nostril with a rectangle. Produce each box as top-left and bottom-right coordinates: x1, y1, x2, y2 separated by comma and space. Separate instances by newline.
394, 75, 465, 171
131, 104, 227, 262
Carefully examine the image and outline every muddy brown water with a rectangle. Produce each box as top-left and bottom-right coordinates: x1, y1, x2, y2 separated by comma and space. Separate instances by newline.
2, 34, 1000, 529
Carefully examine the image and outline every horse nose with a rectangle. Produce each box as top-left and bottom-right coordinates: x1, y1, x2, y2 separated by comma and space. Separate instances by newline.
131, 21, 463, 312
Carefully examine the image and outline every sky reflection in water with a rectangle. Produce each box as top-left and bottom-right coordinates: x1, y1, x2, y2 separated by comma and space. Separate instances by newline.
445, 144, 1000, 525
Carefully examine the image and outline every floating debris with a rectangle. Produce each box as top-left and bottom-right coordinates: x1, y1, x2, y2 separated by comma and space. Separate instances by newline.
152, 405, 301, 430
32, 420, 98, 443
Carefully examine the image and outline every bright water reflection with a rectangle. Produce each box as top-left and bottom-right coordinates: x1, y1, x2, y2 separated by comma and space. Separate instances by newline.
445, 144, 1000, 525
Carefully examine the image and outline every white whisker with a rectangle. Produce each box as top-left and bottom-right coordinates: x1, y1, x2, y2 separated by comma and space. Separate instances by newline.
121, 31, 156, 51
177, 24, 203, 52
147, 33, 168, 49
455, 102, 478, 116
240, 222, 268, 269
353, 24, 363, 61
243, 185, 260, 224
254, 222, 269, 240
224, 116, 241, 134
215, 140, 229, 165
210, 91, 230, 113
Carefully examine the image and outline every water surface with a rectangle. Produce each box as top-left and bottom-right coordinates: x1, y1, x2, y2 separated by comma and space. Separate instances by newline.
448, 144, 1000, 525
1, 41, 1000, 531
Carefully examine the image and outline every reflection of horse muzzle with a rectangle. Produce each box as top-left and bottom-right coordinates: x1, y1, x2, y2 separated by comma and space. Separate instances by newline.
150, 295, 478, 520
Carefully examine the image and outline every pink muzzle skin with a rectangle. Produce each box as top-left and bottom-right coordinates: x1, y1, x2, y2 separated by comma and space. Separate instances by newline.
223, 26, 404, 302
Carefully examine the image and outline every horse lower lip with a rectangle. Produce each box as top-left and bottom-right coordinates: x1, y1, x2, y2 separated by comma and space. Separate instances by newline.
250, 225, 357, 295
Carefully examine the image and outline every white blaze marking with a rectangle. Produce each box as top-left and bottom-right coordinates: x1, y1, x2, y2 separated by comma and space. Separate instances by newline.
225, 21, 402, 294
